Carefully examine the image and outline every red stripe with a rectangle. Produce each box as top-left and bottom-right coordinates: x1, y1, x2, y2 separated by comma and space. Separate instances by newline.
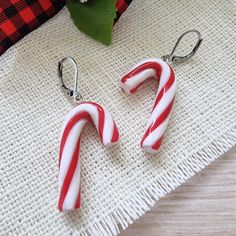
111, 122, 119, 142
121, 61, 176, 151
59, 102, 97, 167
149, 97, 175, 132
116, 0, 125, 9
58, 138, 81, 211
130, 80, 147, 94
75, 190, 81, 209
59, 102, 116, 167
82, 101, 120, 144
151, 135, 164, 150
152, 67, 175, 111
59, 111, 91, 168
82, 101, 107, 145
121, 61, 163, 84
117, 2, 128, 14
121, 61, 166, 94
97, 105, 105, 145
58, 101, 119, 210
141, 97, 175, 147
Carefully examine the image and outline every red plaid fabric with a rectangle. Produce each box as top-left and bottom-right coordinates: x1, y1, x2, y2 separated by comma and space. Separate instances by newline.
115, 0, 132, 22
0, 0, 64, 55
0, 0, 132, 55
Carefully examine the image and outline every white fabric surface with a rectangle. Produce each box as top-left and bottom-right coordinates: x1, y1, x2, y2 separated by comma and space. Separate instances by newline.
0, 0, 236, 235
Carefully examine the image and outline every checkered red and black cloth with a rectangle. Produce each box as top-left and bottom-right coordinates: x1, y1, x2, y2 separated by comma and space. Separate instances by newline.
0, 0, 65, 55
115, 0, 133, 22
0, 0, 133, 55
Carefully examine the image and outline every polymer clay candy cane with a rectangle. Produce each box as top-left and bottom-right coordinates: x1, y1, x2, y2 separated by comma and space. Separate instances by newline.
58, 101, 119, 211
57, 57, 119, 212
119, 30, 202, 153
119, 58, 176, 153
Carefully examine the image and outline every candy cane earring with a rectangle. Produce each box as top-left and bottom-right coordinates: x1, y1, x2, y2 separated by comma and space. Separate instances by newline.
119, 30, 202, 153
57, 57, 119, 212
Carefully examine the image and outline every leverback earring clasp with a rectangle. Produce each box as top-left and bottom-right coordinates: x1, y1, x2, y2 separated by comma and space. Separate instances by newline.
162, 29, 203, 64
58, 57, 83, 103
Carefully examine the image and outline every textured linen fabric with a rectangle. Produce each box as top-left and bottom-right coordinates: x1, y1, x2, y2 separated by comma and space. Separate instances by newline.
0, 0, 236, 235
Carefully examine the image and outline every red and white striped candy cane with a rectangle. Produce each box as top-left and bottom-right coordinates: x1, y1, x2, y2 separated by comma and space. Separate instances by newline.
58, 101, 119, 211
119, 58, 177, 153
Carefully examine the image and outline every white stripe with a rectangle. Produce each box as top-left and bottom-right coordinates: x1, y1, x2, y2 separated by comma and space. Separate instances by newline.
156, 61, 171, 92
62, 158, 81, 211
137, 58, 171, 92
59, 103, 115, 193
146, 79, 176, 128
120, 58, 171, 94
142, 114, 171, 147
120, 58, 176, 152
59, 120, 86, 192
60, 103, 99, 138
58, 102, 119, 211
102, 107, 114, 146
120, 69, 156, 94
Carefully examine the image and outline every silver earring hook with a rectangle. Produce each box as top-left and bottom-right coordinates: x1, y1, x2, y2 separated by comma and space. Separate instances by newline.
162, 29, 203, 64
58, 57, 83, 103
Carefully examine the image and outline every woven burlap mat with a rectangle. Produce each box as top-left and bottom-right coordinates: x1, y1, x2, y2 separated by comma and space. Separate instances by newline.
0, 1, 236, 235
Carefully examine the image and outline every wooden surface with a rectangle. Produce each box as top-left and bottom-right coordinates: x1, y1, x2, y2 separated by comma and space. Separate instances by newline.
120, 146, 236, 236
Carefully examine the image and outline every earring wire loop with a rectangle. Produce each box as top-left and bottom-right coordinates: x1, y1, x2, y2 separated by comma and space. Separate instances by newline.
162, 29, 203, 64
58, 57, 83, 103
